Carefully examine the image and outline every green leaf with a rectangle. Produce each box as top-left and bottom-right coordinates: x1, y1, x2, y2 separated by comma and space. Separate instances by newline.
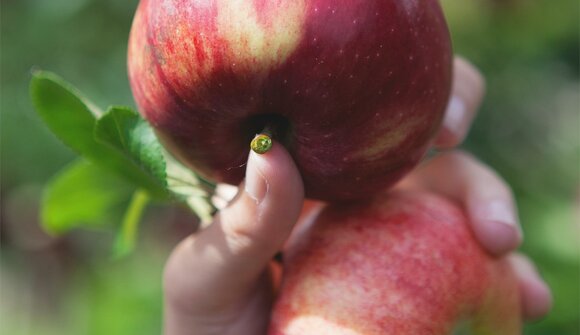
30, 71, 169, 199
42, 159, 134, 235
113, 189, 150, 258
30, 71, 104, 155
31, 71, 214, 228
95, 106, 168, 198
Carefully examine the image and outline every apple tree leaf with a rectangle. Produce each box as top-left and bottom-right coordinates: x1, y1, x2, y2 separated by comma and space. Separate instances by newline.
30, 71, 169, 200
30, 71, 104, 154
42, 159, 134, 235
95, 106, 169, 199
31, 71, 215, 253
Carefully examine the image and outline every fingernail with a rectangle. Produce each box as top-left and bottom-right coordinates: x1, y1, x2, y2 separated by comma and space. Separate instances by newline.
443, 95, 466, 138
480, 200, 517, 225
477, 200, 523, 243
245, 151, 268, 204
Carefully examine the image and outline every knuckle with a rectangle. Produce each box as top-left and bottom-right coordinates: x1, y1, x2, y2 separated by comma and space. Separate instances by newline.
221, 217, 277, 256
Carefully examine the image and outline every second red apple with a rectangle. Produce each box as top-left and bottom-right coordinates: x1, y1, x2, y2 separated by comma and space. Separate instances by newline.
269, 191, 521, 334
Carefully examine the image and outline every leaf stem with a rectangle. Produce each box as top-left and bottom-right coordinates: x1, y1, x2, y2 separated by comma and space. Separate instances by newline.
113, 189, 150, 258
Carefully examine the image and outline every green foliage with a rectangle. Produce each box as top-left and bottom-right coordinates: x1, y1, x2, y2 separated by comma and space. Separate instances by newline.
95, 106, 169, 199
42, 159, 133, 234
29, 71, 215, 255
96, 107, 166, 183
31, 72, 170, 200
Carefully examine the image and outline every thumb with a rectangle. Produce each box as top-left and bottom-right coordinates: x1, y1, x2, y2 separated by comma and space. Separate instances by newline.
219, 141, 305, 266
163, 142, 304, 314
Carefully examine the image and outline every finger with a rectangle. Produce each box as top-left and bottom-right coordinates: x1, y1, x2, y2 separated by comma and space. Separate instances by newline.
434, 57, 485, 148
211, 184, 239, 210
509, 253, 553, 320
398, 151, 522, 255
164, 142, 304, 313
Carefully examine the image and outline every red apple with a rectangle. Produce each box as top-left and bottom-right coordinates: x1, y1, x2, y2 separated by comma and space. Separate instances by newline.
128, 0, 452, 200
269, 191, 521, 334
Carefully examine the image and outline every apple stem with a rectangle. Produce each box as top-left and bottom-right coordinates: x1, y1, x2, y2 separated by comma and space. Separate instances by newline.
250, 126, 274, 154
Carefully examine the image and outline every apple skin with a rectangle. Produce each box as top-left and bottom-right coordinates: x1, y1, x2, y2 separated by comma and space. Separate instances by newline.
269, 191, 521, 335
128, 0, 452, 200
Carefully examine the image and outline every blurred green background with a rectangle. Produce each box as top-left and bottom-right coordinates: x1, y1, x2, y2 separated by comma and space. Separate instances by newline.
1, 0, 578, 334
